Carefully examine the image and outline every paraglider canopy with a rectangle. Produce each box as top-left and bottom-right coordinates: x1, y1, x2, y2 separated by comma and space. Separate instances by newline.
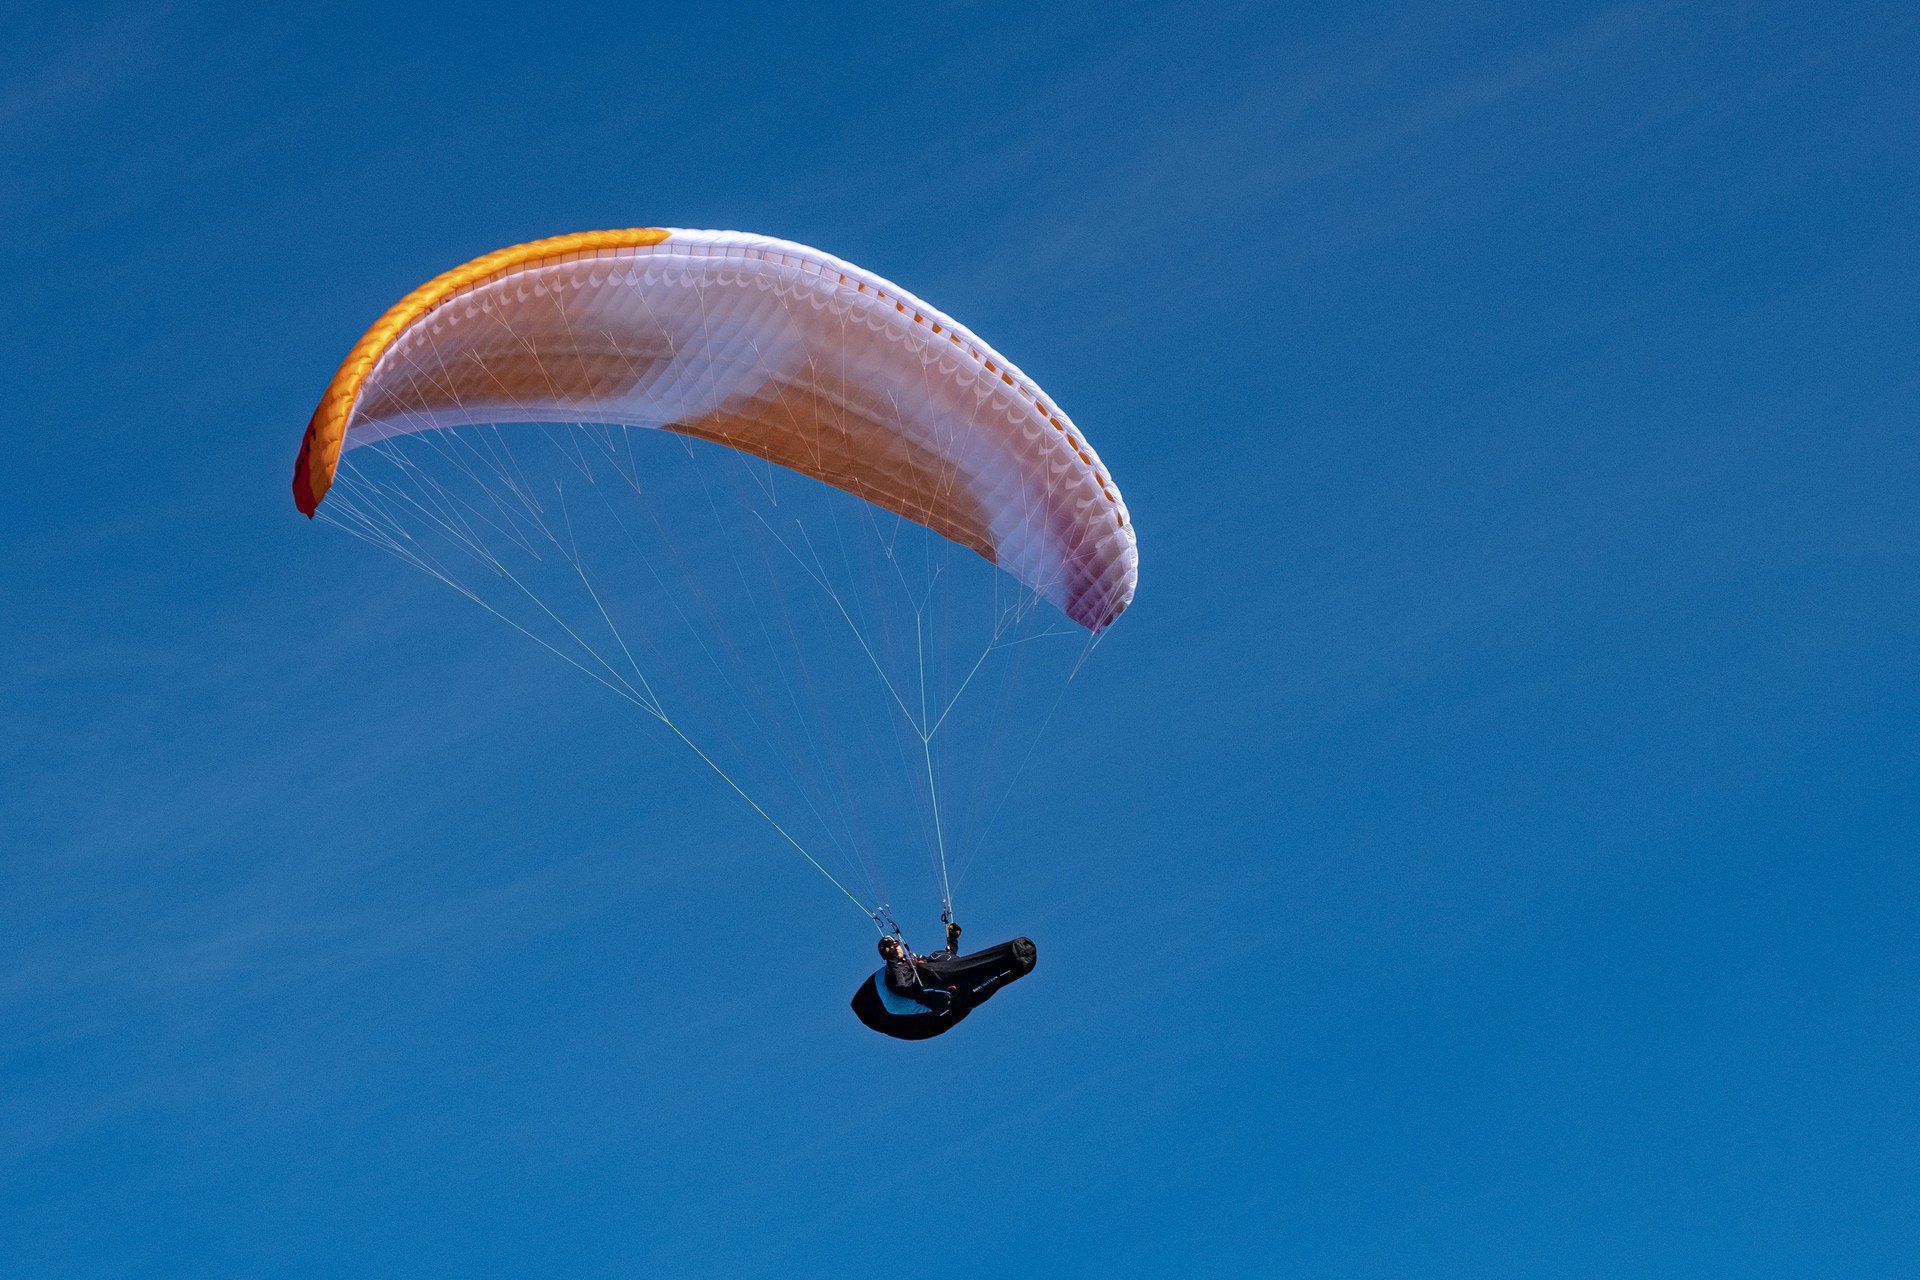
294, 227, 1137, 941
294, 227, 1137, 630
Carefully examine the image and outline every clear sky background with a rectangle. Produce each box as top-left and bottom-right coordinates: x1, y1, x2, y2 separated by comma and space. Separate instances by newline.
3, 2, 1916, 1276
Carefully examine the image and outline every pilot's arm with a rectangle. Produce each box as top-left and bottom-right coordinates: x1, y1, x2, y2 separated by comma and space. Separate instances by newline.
886, 960, 952, 1012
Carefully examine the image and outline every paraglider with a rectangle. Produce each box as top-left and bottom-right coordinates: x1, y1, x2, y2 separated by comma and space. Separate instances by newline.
852, 928, 1038, 1041
293, 228, 1134, 1038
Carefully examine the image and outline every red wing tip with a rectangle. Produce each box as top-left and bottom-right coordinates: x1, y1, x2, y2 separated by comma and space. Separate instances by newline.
292, 427, 320, 516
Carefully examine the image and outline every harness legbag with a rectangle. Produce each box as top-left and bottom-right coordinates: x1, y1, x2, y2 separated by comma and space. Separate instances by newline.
851, 938, 1038, 1040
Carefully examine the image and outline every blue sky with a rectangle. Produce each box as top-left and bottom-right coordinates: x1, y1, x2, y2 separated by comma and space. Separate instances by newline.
3, 1, 1917, 1275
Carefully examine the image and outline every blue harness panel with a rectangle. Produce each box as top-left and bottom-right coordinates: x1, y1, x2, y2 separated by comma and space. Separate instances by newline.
871, 970, 935, 1016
